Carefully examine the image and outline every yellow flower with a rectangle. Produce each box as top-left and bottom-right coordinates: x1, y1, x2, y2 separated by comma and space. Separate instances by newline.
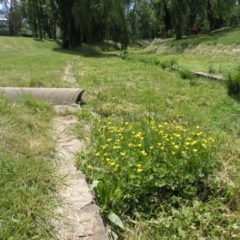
196, 126, 200, 129
201, 143, 207, 148
157, 142, 161, 146
174, 133, 181, 138
172, 151, 176, 155
137, 168, 143, 173
174, 145, 179, 149
196, 132, 203, 136
120, 152, 126, 156
137, 144, 142, 147
107, 138, 112, 142
87, 165, 93, 169
113, 145, 121, 149
193, 149, 198, 153
160, 146, 164, 150
110, 162, 115, 166
149, 146, 154, 150
136, 164, 142, 167
209, 137, 215, 142
141, 150, 147, 156
95, 152, 100, 157
191, 140, 197, 146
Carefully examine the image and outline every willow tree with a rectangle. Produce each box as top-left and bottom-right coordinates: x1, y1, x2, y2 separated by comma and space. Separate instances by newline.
72, 0, 129, 48
206, 0, 236, 30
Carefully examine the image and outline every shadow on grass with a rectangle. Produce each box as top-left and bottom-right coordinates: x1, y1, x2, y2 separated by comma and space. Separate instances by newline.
51, 42, 122, 59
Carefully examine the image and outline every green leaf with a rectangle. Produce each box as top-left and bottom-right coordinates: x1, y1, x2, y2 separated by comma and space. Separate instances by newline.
108, 212, 125, 230
90, 180, 100, 191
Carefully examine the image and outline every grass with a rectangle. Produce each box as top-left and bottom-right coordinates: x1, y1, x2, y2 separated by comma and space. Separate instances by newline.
1, 32, 240, 239
0, 95, 60, 239
73, 33, 240, 238
0, 37, 77, 87
146, 26, 240, 75
0, 37, 74, 239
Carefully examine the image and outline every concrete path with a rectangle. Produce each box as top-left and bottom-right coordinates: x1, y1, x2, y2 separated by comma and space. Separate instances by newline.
52, 105, 108, 239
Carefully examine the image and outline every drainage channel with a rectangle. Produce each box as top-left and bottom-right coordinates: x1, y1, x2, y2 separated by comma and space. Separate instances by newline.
52, 105, 107, 240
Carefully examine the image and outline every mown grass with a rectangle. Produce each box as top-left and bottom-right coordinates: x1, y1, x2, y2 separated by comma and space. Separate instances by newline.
0, 36, 77, 87
74, 34, 240, 238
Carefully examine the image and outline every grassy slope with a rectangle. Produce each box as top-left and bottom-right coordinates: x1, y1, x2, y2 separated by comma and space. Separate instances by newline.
73, 29, 240, 238
0, 37, 76, 87
146, 27, 240, 75
1, 33, 240, 239
0, 37, 77, 239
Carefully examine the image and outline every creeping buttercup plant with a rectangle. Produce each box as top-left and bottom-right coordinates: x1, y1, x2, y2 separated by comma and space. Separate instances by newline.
77, 116, 223, 234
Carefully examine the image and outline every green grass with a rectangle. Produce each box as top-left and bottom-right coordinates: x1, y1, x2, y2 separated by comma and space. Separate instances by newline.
0, 36, 76, 87
0, 95, 61, 239
73, 35, 240, 238
1, 33, 240, 239
0, 37, 74, 239
146, 27, 240, 75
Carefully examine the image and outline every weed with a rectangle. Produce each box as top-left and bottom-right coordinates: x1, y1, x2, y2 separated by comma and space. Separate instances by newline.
179, 68, 194, 79
76, 116, 235, 237
226, 67, 240, 99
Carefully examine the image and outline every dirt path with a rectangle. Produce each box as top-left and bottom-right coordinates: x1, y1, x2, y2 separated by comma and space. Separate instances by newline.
51, 60, 107, 239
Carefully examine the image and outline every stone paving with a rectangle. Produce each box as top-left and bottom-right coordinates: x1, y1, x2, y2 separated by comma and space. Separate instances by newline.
52, 107, 108, 240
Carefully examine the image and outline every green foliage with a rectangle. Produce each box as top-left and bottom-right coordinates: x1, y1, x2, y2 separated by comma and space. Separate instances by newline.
77, 117, 228, 235
126, 199, 240, 239
178, 68, 194, 80
121, 51, 174, 69
226, 67, 240, 99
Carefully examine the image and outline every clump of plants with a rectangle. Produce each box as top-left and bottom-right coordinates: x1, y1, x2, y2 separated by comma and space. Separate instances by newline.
76, 116, 237, 238
178, 67, 194, 79
121, 51, 173, 68
226, 67, 240, 99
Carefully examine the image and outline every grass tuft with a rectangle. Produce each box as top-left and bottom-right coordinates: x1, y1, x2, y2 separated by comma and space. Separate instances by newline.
226, 67, 240, 99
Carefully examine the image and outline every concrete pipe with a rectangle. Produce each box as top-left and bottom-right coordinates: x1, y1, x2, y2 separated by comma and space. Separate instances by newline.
0, 87, 84, 105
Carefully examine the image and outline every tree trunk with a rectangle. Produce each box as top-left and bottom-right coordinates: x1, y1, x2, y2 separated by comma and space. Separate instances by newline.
175, 1, 182, 40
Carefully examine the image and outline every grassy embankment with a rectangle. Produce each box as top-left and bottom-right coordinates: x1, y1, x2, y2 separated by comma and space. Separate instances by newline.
1, 29, 240, 239
0, 37, 78, 239
74, 27, 240, 239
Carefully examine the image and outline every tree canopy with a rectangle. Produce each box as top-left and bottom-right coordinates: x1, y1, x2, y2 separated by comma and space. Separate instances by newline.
0, 0, 239, 47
